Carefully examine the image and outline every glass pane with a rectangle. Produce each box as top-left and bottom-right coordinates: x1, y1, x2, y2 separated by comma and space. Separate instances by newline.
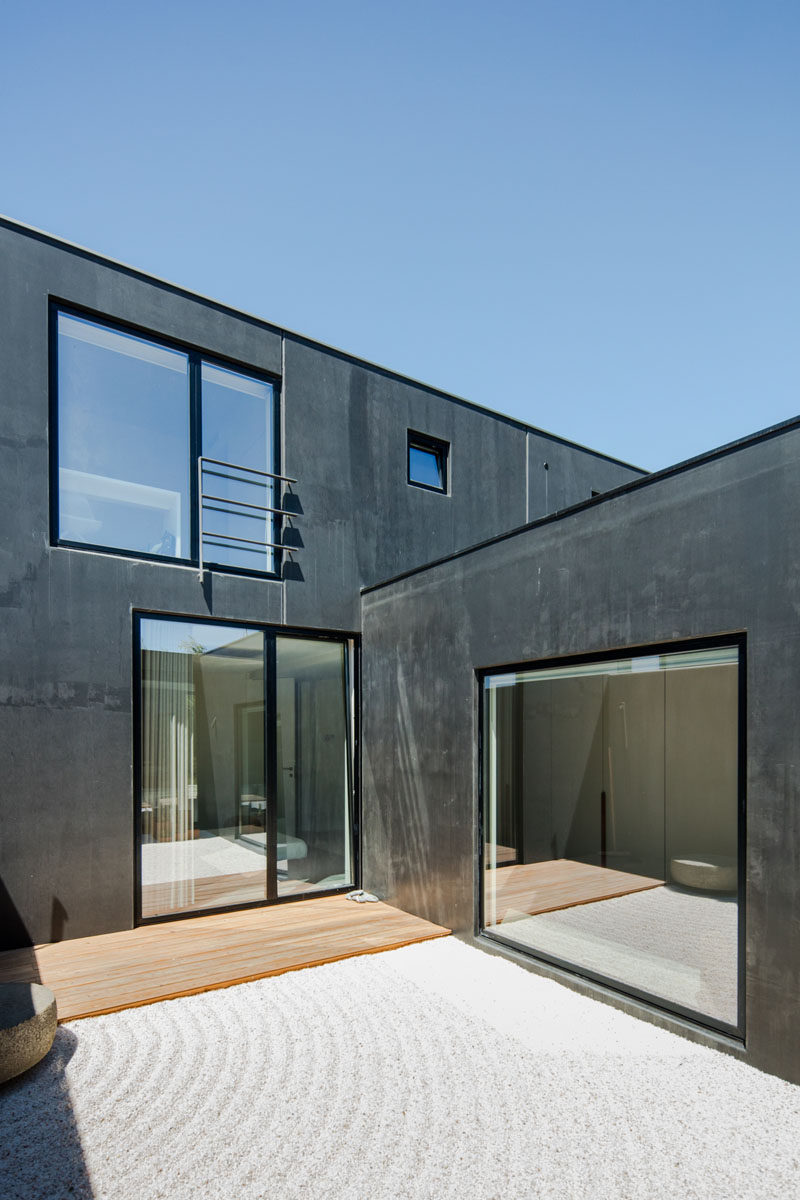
58, 313, 190, 557
483, 646, 740, 1029
140, 618, 267, 918
201, 362, 275, 573
275, 637, 353, 897
409, 444, 444, 489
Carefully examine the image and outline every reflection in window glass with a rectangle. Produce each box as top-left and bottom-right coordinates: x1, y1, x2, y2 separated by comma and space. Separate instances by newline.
482, 646, 740, 1030
58, 313, 190, 557
201, 363, 275, 573
139, 619, 355, 919
408, 435, 447, 491
140, 618, 267, 918
276, 637, 354, 897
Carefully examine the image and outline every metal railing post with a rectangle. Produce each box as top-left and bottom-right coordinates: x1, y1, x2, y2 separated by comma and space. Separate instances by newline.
197, 456, 301, 578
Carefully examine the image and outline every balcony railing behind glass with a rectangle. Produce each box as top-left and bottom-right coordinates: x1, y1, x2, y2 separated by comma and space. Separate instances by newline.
198, 456, 301, 577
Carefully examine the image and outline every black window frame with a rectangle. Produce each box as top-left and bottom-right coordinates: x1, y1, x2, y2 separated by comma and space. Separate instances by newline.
407, 429, 449, 493
476, 631, 747, 1042
49, 301, 283, 580
132, 608, 361, 926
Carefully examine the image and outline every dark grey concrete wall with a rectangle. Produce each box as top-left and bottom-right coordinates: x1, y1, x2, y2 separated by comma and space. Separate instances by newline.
361, 423, 800, 1083
0, 219, 640, 948
0, 225, 286, 948
281, 338, 643, 629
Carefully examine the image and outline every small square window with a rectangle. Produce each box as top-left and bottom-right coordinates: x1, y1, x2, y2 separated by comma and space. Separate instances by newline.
407, 431, 448, 493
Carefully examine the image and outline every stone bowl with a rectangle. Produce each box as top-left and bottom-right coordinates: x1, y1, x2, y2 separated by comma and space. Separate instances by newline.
0, 982, 58, 1085
670, 855, 738, 894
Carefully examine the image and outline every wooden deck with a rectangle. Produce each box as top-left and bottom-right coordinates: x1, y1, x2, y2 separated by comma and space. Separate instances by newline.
485, 858, 663, 923
0, 896, 450, 1023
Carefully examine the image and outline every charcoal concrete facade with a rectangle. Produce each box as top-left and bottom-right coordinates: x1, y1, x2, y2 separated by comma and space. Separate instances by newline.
4, 215, 798, 1086
0, 218, 639, 950
360, 421, 800, 1084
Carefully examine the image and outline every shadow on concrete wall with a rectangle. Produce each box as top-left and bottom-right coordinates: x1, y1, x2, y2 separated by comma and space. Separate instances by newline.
0, 877, 34, 954
0, 880, 70, 955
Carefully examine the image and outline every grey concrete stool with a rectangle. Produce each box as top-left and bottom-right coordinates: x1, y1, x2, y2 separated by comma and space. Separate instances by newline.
0, 982, 58, 1084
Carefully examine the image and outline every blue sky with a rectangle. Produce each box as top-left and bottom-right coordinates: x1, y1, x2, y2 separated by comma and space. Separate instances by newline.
2, 0, 798, 470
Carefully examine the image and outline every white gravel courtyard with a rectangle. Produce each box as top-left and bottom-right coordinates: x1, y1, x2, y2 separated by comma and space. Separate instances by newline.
1, 937, 798, 1200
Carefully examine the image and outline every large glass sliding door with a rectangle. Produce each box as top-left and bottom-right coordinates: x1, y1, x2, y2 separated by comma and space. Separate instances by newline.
481, 641, 743, 1034
139, 617, 355, 920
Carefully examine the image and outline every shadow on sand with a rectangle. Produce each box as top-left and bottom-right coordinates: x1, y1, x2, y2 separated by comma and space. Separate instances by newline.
0, 879, 95, 1198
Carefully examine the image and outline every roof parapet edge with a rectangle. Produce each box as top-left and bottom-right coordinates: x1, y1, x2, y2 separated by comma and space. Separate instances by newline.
0, 212, 644, 472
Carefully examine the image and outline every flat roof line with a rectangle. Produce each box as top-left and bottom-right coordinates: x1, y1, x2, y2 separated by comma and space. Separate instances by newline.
0, 213, 644, 473
361, 411, 800, 595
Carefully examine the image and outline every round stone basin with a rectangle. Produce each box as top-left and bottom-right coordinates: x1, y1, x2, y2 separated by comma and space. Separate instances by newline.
0, 982, 58, 1085
670, 855, 738, 894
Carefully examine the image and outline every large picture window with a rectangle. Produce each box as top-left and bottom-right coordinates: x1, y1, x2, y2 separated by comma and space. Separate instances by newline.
481, 641, 743, 1034
138, 616, 356, 920
55, 310, 278, 574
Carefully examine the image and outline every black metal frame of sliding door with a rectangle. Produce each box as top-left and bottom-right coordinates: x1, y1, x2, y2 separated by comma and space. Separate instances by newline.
133, 611, 359, 926
264, 632, 278, 902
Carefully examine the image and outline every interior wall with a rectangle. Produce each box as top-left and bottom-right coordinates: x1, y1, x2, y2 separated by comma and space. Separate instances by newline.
516, 671, 667, 879
665, 664, 738, 866
604, 672, 665, 880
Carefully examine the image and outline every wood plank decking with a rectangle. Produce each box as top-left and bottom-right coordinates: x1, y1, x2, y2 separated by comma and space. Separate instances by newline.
485, 858, 663, 924
0, 896, 450, 1023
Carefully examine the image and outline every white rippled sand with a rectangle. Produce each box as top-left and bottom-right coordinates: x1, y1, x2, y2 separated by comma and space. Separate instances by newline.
1, 938, 799, 1200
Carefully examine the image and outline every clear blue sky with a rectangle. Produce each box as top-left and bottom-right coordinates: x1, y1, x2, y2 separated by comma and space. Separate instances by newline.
2, 0, 798, 470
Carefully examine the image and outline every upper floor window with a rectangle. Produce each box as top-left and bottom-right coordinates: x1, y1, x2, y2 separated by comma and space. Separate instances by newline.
54, 310, 278, 574
408, 430, 448, 493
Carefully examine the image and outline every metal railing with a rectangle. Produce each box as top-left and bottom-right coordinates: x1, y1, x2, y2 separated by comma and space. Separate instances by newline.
198, 456, 301, 577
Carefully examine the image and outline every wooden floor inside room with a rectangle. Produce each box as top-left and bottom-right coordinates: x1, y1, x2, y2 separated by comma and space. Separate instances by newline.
140, 870, 333, 919
0, 897, 450, 1023
486, 858, 663, 924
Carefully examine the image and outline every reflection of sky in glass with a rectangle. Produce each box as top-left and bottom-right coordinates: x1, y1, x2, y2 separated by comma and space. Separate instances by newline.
59, 315, 189, 487
58, 313, 278, 572
58, 313, 190, 555
409, 445, 443, 489
201, 362, 272, 470
484, 646, 739, 690
276, 635, 345, 680
140, 618, 261, 655
201, 362, 274, 571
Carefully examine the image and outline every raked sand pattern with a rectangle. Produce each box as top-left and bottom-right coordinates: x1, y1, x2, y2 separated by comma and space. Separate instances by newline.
1, 938, 799, 1199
